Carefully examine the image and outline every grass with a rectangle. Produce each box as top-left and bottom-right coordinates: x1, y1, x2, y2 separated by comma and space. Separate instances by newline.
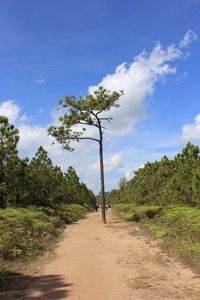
113, 203, 200, 271
0, 204, 89, 287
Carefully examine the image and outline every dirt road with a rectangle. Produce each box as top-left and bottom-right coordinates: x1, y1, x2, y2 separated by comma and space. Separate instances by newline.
3, 211, 200, 299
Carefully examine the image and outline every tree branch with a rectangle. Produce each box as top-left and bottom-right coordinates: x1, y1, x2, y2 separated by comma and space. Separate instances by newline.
99, 117, 112, 123
78, 121, 99, 128
96, 109, 105, 116
66, 137, 100, 143
81, 108, 99, 120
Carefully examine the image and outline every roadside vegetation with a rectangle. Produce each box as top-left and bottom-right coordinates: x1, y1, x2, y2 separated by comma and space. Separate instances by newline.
0, 204, 89, 287
107, 143, 200, 271
0, 116, 95, 287
113, 204, 200, 270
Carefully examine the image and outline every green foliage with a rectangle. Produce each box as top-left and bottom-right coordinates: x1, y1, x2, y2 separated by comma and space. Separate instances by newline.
107, 143, 200, 207
144, 224, 169, 238
113, 204, 161, 221
0, 205, 88, 260
0, 116, 19, 208
192, 167, 200, 205
0, 117, 95, 208
0, 204, 89, 286
48, 86, 123, 151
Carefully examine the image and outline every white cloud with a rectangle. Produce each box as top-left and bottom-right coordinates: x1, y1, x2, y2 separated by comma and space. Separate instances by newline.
105, 154, 123, 172
88, 31, 198, 137
18, 125, 49, 156
179, 30, 198, 48
182, 113, 200, 141
18, 124, 65, 157
0, 100, 20, 123
89, 42, 182, 135
33, 78, 45, 84
88, 154, 123, 173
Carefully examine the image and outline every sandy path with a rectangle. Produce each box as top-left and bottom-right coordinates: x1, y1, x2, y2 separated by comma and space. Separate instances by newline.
3, 211, 200, 299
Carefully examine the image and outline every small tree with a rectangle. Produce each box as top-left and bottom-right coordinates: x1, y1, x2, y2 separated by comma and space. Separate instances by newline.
192, 170, 200, 205
0, 116, 19, 208
48, 86, 123, 223
65, 166, 81, 204
119, 177, 127, 191
28, 146, 54, 206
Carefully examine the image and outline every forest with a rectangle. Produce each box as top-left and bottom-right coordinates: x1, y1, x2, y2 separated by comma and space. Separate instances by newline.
0, 116, 95, 209
107, 142, 200, 207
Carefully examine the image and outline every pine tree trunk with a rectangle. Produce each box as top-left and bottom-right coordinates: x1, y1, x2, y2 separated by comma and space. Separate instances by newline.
99, 133, 106, 224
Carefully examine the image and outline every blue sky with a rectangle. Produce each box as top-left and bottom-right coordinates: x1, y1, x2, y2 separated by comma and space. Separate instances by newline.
0, 0, 200, 193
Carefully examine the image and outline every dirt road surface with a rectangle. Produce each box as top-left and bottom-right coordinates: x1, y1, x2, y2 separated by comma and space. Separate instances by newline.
2, 211, 200, 299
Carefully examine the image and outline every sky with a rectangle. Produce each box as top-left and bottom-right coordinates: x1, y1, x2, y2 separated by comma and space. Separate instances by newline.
0, 0, 200, 193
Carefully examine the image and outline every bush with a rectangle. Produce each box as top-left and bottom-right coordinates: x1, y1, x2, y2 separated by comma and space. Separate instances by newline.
0, 204, 88, 261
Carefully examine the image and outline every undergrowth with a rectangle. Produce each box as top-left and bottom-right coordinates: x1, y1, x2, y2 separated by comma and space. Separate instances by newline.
113, 204, 200, 271
0, 204, 89, 287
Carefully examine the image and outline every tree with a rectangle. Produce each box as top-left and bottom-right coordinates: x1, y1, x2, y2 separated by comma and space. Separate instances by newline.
14, 157, 30, 206
0, 116, 19, 207
27, 146, 54, 206
119, 177, 127, 190
106, 143, 200, 208
48, 86, 123, 223
65, 166, 81, 204
5, 155, 25, 206
192, 169, 200, 205
79, 182, 96, 206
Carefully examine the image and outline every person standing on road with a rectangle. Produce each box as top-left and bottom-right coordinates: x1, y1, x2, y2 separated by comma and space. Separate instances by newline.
93, 204, 98, 212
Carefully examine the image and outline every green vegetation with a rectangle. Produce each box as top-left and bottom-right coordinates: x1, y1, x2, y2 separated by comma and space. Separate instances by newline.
0, 116, 95, 208
0, 204, 89, 286
113, 204, 200, 270
107, 143, 200, 206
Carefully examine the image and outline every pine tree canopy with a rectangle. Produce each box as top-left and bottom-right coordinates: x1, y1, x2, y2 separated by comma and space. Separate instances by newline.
48, 86, 123, 151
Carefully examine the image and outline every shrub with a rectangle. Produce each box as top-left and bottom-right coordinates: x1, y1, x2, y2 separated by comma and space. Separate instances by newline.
0, 204, 88, 261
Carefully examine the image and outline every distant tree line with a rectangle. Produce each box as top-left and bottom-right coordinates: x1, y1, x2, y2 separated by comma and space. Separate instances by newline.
107, 143, 200, 206
0, 116, 95, 208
